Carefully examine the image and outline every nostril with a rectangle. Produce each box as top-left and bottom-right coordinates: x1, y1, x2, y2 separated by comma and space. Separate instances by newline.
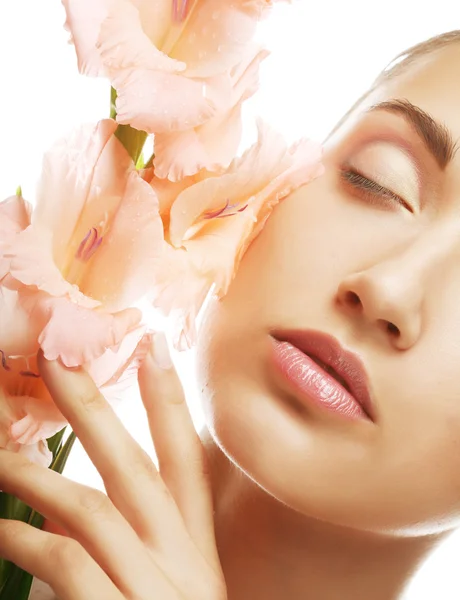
345, 291, 361, 306
386, 322, 400, 336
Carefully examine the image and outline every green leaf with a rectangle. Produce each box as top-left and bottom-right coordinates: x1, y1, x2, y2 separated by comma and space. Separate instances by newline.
50, 431, 76, 476
0, 432, 77, 598
110, 86, 117, 120
0, 564, 34, 600
115, 124, 148, 166
110, 86, 148, 165
136, 154, 145, 170
47, 426, 68, 458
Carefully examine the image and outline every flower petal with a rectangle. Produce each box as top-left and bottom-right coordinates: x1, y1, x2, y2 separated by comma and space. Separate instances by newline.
0, 194, 32, 281
152, 122, 323, 349
98, 0, 186, 73
17, 441, 53, 467
153, 47, 269, 180
61, 0, 109, 76
132, 0, 178, 48
8, 397, 66, 446
6, 226, 100, 308
113, 68, 216, 133
169, 0, 269, 78
0, 383, 65, 463
0, 195, 32, 235
168, 120, 323, 246
0, 287, 45, 356
79, 171, 164, 311
33, 119, 131, 277
5, 440, 52, 467
34, 294, 142, 367
147, 243, 212, 349
87, 324, 146, 389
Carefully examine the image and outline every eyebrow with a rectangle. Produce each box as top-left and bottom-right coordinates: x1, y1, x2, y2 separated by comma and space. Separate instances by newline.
366, 99, 458, 169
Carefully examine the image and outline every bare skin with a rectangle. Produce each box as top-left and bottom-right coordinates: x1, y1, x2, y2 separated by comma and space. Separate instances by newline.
3, 34, 460, 600
195, 43, 460, 599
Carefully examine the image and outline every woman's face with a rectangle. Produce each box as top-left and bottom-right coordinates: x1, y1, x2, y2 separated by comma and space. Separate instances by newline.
195, 43, 460, 536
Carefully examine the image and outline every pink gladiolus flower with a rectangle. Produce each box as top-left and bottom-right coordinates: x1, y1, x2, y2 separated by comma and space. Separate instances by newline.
61, 0, 283, 179
0, 120, 164, 464
1, 119, 164, 366
147, 120, 325, 350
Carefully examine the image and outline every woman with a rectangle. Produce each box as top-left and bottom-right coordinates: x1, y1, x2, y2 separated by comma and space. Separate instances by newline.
5, 28, 460, 600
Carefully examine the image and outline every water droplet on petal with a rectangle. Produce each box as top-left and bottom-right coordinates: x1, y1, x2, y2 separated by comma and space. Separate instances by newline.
211, 10, 219, 19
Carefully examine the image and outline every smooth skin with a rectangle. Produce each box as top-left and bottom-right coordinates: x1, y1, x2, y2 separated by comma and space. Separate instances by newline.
3, 39, 460, 600
194, 42, 460, 599
0, 340, 227, 600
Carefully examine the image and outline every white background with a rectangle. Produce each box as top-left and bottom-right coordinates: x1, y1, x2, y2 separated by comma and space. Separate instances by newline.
1, 1, 460, 598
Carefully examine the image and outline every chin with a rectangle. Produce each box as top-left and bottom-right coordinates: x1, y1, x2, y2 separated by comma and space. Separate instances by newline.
194, 302, 459, 538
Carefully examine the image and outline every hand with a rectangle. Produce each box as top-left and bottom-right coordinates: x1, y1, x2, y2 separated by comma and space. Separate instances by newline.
0, 333, 227, 600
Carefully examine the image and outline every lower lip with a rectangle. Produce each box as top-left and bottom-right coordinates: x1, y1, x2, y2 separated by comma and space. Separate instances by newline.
270, 338, 370, 422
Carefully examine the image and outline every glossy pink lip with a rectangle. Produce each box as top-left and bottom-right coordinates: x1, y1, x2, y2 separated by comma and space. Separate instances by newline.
270, 329, 376, 423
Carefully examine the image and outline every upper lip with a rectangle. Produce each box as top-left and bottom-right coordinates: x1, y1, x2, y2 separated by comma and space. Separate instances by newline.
271, 329, 376, 422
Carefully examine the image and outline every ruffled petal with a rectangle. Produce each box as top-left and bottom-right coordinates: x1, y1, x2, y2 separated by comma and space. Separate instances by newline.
169, 120, 323, 246
87, 324, 146, 388
113, 68, 216, 133
8, 397, 66, 446
0, 385, 64, 464
147, 243, 212, 350
78, 171, 164, 311
34, 294, 142, 367
96, 328, 152, 404
5, 440, 52, 467
153, 47, 269, 180
151, 123, 323, 349
61, 0, 109, 76
16, 441, 53, 467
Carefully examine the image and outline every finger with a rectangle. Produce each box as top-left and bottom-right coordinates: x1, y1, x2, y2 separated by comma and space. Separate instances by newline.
0, 450, 172, 599
37, 351, 189, 556
42, 518, 69, 537
0, 519, 123, 600
138, 333, 220, 570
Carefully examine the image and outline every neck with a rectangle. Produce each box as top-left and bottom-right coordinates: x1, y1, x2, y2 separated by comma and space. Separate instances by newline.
199, 426, 447, 600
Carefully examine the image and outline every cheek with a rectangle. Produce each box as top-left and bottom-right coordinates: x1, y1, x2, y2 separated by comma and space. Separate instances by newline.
218, 175, 379, 323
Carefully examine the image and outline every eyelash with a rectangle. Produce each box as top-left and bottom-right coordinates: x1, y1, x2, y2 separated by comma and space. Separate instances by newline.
339, 168, 414, 213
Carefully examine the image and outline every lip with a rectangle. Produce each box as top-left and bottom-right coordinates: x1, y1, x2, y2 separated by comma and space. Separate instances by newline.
269, 329, 376, 423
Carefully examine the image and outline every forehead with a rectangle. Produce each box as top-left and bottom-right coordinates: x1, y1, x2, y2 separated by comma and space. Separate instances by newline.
370, 44, 460, 141
326, 43, 460, 155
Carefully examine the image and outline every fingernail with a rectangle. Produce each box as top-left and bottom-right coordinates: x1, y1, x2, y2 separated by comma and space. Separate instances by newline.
150, 332, 173, 370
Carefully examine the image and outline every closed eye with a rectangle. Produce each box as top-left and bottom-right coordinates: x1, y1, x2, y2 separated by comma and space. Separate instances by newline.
340, 168, 414, 213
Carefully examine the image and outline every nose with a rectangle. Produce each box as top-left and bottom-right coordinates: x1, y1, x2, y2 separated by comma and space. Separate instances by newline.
336, 259, 423, 351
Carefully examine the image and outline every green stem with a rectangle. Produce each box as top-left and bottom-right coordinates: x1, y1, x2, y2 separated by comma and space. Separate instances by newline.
110, 87, 148, 165
0, 432, 77, 599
